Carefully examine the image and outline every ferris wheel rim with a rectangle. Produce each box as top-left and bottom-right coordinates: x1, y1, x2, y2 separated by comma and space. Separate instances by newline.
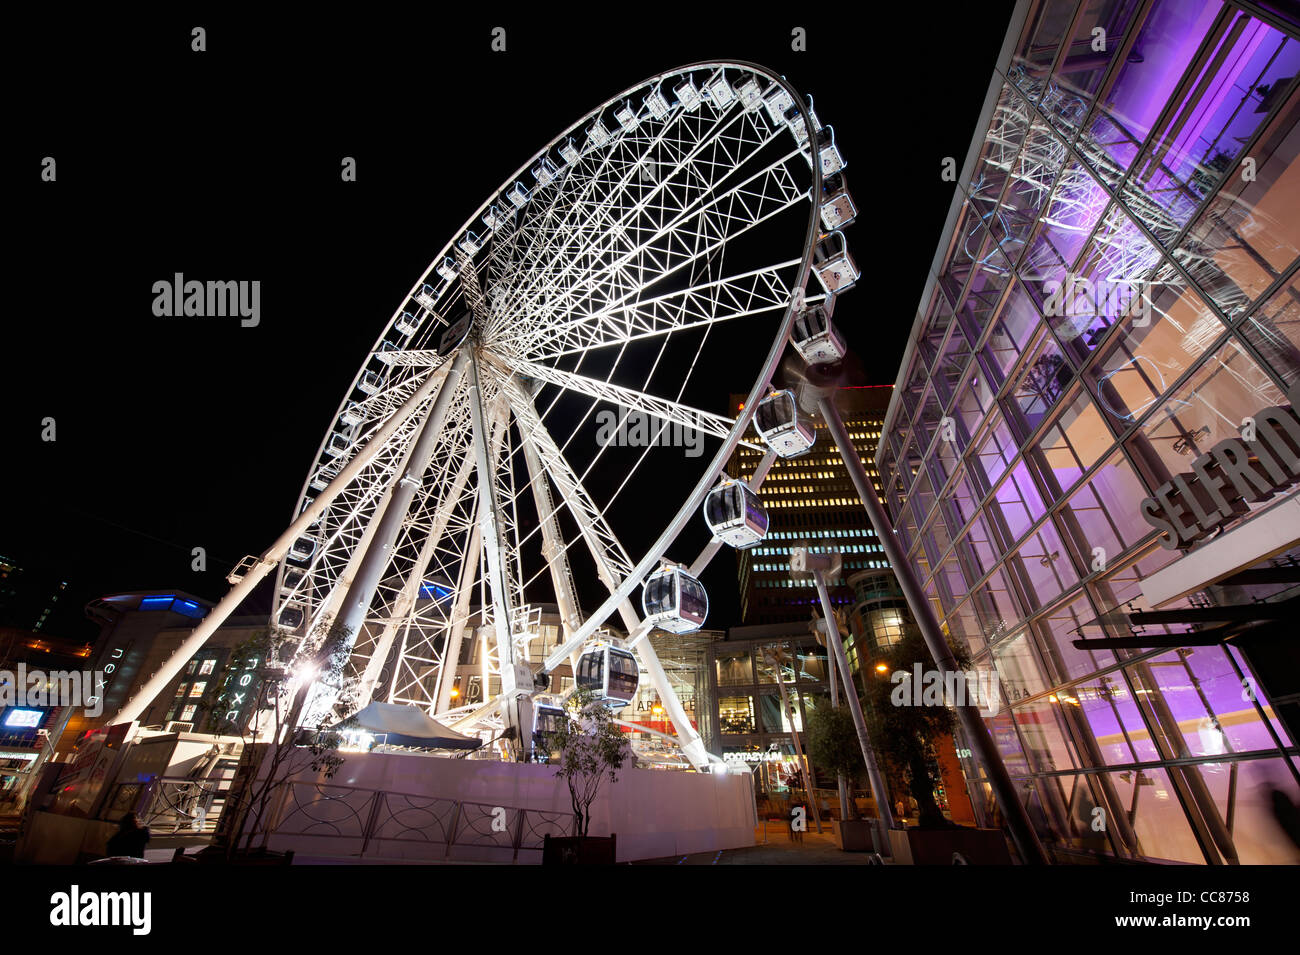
294, 58, 815, 490
281, 60, 827, 700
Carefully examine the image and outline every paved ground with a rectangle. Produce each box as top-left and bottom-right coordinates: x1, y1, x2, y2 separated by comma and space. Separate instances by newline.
631, 827, 889, 865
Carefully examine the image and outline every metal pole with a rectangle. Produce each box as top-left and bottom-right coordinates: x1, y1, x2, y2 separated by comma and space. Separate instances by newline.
767, 647, 822, 835
812, 572, 895, 833
819, 615, 853, 822
337, 352, 469, 652
819, 395, 1049, 864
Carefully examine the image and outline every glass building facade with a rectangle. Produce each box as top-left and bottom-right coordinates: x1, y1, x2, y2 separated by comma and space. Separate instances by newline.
878, 0, 1300, 863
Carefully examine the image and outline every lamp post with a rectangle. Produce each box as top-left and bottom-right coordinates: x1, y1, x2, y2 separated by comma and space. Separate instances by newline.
765, 645, 823, 836
792, 548, 895, 844
816, 395, 1049, 865
811, 612, 853, 825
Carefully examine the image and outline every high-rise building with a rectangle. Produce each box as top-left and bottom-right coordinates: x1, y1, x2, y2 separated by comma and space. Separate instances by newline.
727, 385, 893, 624
877, 0, 1300, 863
0, 554, 91, 640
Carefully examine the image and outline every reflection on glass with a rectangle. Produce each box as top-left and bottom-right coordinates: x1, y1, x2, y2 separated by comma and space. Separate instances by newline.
716, 652, 753, 687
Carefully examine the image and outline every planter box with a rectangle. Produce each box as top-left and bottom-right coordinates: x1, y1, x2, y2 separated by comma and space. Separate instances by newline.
831, 818, 879, 852
887, 826, 1012, 865
542, 833, 617, 865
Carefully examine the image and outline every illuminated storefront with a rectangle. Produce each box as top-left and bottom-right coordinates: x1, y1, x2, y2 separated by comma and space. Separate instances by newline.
878, 0, 1300, 863
708, 624, 833, 797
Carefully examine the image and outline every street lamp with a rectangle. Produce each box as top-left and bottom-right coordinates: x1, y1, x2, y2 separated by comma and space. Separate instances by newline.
792, 547, 895, 850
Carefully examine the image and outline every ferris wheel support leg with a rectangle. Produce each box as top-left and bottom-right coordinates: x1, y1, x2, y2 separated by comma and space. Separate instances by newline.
433, 521, 482, 714
314, 351, 471, 720
811, 570, 893, 835
467, 354, 530, 754
107, 360, 456, 727
355, 448, 477, 712
818, 395, 1049, 865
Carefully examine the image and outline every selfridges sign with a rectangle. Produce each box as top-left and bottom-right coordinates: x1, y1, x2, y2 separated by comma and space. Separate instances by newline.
1141, 381, 1300, 550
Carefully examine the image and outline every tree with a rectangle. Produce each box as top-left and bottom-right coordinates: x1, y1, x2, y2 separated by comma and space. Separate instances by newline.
545, 689, 631, 837
806, 704, 863, 820
200, 619, 357, 855
860, 628, 971, 829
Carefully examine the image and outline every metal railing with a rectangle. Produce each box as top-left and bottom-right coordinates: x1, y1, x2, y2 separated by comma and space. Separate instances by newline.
137, 777, 229, 835
252, 780, 575, 863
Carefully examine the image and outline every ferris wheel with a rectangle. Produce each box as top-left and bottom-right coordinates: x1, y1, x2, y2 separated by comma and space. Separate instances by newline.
114, 61, 861, 772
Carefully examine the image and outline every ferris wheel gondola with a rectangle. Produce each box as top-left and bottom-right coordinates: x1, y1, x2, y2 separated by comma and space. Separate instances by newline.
754, 389, 816, 458
531, 700, 566, 758
642, 564, 709, 634
819, 173, 857, 231
703, 478, 769, 548
791, 299, 847, 366
575, 642, 640, 708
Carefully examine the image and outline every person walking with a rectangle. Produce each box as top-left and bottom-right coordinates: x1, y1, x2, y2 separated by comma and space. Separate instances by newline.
106, 812, 151, 859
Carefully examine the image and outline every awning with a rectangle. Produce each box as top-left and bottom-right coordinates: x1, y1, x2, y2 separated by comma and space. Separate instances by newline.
337, 702, 481, 751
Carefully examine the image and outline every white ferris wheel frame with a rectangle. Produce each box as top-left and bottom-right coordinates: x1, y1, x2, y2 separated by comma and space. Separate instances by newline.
111, 60, 830, 773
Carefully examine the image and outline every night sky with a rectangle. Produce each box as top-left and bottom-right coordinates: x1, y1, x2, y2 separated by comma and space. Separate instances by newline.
6, 9, 1015, 640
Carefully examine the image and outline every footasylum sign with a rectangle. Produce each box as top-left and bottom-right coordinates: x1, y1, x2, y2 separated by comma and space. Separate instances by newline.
1141, 381, 1300, 550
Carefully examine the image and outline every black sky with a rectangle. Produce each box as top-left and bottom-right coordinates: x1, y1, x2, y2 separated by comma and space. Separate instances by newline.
6, 8, 1016, 639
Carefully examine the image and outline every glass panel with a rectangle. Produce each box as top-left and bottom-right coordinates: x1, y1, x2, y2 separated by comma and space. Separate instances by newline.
716, 651, 753, 687
993, 630, 1053, 704
971, 409, 1017, 488
1048, 0, 1145, 128
1022, 169, 1110, 287
1060, 450, 1153, 557
1198, 758, 1300, 864
1087, 274, 1224, 427
961, 512, 1003, 579
1072, 672, 1162, 763
794, 645, 828, 683
986, 279, 1045, 376
1011, 697, 1080, 774
934, 324, 973, 412
954, 363, 998, 444
1142, 646, 1284, 757
1174, 88, 1300, 320
1104, 766, 1206, 863
1077, 0, 1226, 189
991, 461, 1048, 544
1012, 335, 1073, 434
1010, 518, 1079, 610
719, 696, 756, 734
943, 598, 988, 658
1033, 592, 1115, 683
971, 565, 1024, 641
755, 643, 796, 684
959, 243, 1015, 338
1030, 387, 1114, 496
1132, 336, 1286, 481
1240, 274, 1300, 389
1125, 24, 1300, 247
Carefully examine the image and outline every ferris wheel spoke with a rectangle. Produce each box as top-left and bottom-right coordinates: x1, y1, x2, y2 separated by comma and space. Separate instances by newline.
507, 380, 635, 589
487, 91, 785, 330
507, 356, 757, 450
511, 260, 802, 359
490, 146, 806, 350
